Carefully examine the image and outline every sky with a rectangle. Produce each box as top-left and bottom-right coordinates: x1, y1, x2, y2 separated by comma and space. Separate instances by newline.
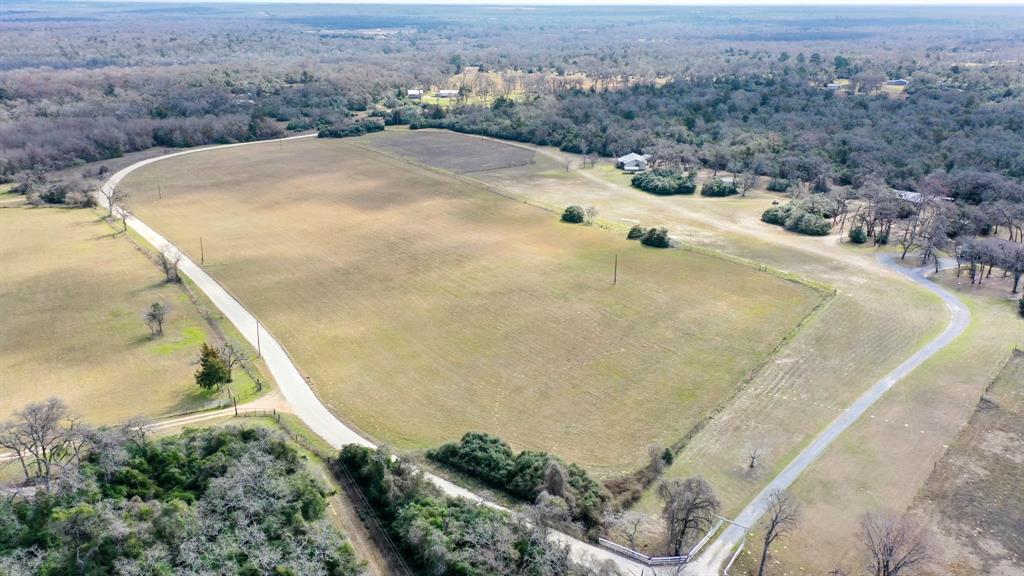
81, 0, 1024, 4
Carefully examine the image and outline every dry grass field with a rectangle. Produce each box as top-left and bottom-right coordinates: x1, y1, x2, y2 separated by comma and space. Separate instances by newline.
0, 204, 232, 424
361, 131, 952, 525
759, 273, 1024, 575
118, 136, 820, 473
912, 349, 1024, 576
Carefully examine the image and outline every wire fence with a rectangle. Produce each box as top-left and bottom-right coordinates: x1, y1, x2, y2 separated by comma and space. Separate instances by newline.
231, 409, 415, 576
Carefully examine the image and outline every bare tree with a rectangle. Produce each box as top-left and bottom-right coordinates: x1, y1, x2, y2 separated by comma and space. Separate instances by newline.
159, 247, 182, 283
859, 511, 932, 576
0, 399, 89, 485
757, 490, 801, 576
584, 205, 598, 225
143, 302, 167, 336
657, 477, 720, 556
607, 510, 647, 550
217, 342, 248, 382
98, 184, 128, 218
747, 447, 764, 471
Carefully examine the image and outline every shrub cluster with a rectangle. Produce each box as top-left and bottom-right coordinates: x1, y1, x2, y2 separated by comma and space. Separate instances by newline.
640, 227, 672, 248
700, 177, 739, 197
0, 427, 361, 575
427, 432, 606, 530
848, 226, 868, 244
761, 201, 833, 236
317, 118, 385, 138
627, 224, 645, 239
338, 444, 597, 575
766, 178, 791, 192
631, 169, 697, 196
562, 204, 586, 223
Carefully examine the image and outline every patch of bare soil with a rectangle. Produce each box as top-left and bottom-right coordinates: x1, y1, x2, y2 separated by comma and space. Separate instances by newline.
913, 350, 1024, 576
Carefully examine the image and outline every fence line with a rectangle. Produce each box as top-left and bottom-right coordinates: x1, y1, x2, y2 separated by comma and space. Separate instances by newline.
332, 458, 416, 576
231, 409, 414, 575
597, 538, 688, 566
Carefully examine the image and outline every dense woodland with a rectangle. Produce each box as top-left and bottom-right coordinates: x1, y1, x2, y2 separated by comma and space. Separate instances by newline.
6, 4, 1024, 272
0, 400, 362, 576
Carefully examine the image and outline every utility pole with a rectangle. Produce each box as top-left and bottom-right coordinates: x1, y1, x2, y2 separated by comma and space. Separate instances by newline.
200, 237, 204, 264
613, 254, 618, 285
157, 182, 162, 200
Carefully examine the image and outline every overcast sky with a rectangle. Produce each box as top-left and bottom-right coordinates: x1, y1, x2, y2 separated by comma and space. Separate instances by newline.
90, 0, 1024, 5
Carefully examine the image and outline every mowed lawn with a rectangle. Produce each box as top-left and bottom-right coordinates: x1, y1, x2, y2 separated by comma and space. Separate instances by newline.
120, 137, 820, 473
0, 206, 215, 424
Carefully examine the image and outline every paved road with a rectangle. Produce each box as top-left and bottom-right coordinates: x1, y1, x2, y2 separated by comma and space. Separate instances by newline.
97, 135, 649, 575
685, 255, 970, 575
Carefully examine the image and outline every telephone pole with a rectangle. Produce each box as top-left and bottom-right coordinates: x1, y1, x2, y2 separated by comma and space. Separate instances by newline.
613, 254, 618, 285
200, 237, 205, 264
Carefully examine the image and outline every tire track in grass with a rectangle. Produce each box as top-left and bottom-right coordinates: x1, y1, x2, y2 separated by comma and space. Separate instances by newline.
686, 256, 970, 575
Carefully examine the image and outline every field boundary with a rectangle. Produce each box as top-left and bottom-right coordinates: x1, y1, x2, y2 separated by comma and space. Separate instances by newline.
686, 256, 971, 575
95, 135, 653, 576
356, 131, 835, 297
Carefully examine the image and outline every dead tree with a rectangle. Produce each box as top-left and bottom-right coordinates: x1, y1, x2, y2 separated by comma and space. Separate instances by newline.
859, 511, 932, 576
0, 399, 89, 485
159, 247, 182, 283
747, 447, 764, 471
98, 184, 128, 218
657, 477, 720, 556
217, 342, 248, 382
757, 490, 801, 576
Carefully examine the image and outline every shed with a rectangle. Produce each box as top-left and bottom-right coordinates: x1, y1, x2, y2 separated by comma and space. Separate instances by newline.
616, 152, 650, 173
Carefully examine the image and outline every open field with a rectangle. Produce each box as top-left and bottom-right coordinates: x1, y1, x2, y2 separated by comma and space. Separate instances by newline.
754, 272, 1024, 575
361, 129, 539, 173
913, 348, 1024, 576
118, 136, 819, 474
0, 204, 239, 424
362, 131, 952, 526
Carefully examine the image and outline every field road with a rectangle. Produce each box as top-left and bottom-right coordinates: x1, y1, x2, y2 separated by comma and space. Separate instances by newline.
86, 134, 972, 575
95, 135, 651, 575
684, 256, 970, 575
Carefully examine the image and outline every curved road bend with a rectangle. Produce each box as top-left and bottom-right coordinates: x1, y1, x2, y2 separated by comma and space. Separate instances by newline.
99, 136, 650, 575
686, 256, 970, 575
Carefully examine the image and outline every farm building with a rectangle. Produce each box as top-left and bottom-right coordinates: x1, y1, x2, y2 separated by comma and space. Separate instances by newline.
616, 152, 650, 172
437, 89, 460, 98
885, 78, 910, 87
407, 89, 423, 99
894, 189, 923, 203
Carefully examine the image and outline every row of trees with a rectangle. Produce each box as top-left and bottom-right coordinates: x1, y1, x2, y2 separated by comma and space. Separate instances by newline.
338, 443, 616, 576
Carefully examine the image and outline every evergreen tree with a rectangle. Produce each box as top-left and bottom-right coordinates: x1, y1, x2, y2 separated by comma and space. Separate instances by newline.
195, 342, 230, 390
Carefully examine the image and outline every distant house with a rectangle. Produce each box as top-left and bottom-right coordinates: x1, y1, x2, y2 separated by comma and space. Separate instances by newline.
885, 79, 910, 87
616, 152, 650, 173
407, 89, 423, 99
437, 89, 460, 98
893, 189, 923, 204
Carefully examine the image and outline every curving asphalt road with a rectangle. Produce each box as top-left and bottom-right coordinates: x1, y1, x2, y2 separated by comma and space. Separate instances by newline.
686, 255, 970, 575
98, 135, 649, 575
96, 135, 970, 576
